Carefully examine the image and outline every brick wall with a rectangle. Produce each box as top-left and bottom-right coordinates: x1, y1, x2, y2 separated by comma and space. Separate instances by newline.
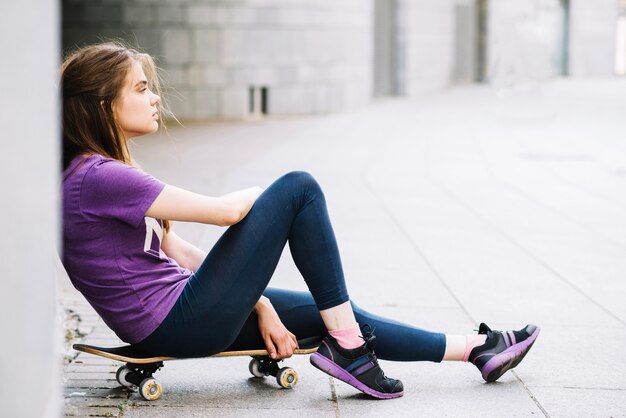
63, 0, 374, 121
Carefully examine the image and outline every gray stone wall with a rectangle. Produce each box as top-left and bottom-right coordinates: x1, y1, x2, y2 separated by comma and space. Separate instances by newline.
0, 0, 60, 416
63, 0, 373, 121
394, 0, 477, 96
62, 0, 623, 121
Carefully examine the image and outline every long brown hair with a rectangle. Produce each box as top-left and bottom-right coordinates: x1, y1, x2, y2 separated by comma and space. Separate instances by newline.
62, 42, 171, 232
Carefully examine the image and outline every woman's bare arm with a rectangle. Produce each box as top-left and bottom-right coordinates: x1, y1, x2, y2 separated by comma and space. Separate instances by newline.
146, 184, 264, 227
160, 230, 207, 272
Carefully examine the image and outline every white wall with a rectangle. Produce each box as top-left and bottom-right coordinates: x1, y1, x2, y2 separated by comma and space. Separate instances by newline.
616, 16, 626, 75
487, 0, 564, 88
402, 0, 457, 95
0, 0, 60, 417
569, 0, 619, 76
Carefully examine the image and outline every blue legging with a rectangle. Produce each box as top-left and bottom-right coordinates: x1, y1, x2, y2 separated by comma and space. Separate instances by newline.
136, 171, 446, 362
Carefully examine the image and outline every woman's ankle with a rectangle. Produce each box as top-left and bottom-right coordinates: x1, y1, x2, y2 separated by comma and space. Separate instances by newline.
442, 334, 487, 361
463, 334, 487, 362
328, 323, 363, 350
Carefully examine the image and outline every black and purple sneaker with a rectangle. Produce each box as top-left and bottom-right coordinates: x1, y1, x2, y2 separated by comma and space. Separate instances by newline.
469, 322, 540, 383
310, 329, 404, 399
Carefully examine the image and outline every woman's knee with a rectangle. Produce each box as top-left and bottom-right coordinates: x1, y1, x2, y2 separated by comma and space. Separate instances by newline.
279, 170, 321, 194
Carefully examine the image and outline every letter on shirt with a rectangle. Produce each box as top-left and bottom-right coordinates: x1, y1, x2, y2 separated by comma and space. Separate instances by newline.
144, 217, 163, 257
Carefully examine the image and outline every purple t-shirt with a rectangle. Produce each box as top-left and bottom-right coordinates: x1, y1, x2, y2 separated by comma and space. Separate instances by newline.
62, 154, 190, 343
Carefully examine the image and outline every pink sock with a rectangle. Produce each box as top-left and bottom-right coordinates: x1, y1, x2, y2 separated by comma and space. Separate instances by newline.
463, 334, 487, 362
329, 324, 364, 349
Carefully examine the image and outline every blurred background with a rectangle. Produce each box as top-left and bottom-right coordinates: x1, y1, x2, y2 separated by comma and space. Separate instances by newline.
61, 0, 625, 120
2, 0, 626, 417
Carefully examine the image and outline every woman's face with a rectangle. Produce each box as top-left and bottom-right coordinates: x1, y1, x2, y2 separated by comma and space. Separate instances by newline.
113, 60, 161, 140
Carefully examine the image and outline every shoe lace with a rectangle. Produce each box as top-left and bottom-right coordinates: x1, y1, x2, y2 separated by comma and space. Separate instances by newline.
359, 324, 377, 350
474, 322, 497, 336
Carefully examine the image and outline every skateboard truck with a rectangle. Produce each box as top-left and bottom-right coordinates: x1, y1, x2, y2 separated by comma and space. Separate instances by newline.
115, 361, 164, 401
248, 356, 298, 389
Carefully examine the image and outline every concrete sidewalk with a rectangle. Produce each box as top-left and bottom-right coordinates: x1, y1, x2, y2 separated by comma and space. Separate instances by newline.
62, 78, 626, 417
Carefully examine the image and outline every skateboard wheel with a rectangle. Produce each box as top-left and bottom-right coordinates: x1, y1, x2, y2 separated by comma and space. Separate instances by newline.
249, 358, 265, 378
139, 377, 163, 401
276, 367, 298, 389
115, 365, 133, 388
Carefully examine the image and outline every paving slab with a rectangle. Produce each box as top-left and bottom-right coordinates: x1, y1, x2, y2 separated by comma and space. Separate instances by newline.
526, 386, 626, 418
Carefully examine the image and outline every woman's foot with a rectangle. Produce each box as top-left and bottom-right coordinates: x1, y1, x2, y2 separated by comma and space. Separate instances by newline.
310, 329, 404, 399
469, 323, 540, 383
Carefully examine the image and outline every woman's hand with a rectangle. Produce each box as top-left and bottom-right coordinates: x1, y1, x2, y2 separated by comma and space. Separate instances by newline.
255, 296, 298, 359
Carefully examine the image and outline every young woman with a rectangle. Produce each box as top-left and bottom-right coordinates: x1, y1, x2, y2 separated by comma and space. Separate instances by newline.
62, 42, 540, 400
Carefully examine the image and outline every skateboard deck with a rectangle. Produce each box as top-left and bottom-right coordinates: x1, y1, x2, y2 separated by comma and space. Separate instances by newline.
73, 343, 317, 364
72, 337, 320, 401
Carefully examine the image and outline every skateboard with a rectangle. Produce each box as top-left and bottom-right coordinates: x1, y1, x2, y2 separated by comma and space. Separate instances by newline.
72, 337, 320, 401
